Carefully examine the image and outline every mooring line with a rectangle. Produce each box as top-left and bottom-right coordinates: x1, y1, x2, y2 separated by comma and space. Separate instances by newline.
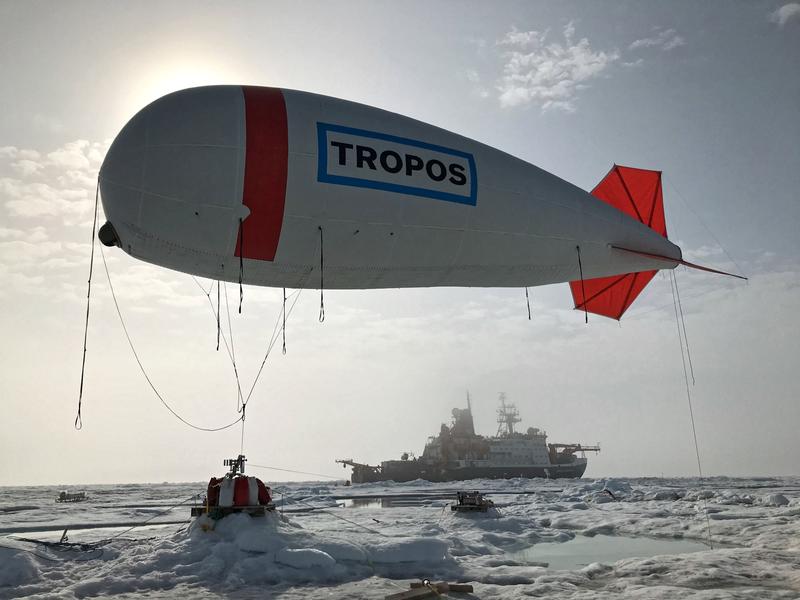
75, 182, 100, 430
190, 275, 245, 410
249, 463, 344, 480
673, 270, 696, 385
669, 270, 714, 548
101, 247, 243, 432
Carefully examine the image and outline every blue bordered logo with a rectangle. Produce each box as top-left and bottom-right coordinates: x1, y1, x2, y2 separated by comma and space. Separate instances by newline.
317, 122, 477, 206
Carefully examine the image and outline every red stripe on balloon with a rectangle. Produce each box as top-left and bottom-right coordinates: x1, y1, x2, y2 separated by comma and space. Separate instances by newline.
236, 86, 288, 261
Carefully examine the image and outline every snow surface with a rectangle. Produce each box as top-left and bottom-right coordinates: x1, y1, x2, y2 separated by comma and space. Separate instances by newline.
1, 477, 799, 598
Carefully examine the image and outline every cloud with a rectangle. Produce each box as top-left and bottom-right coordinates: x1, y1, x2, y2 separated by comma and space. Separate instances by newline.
0, 147, 41, 161
463, 69, 490, 99
495, 23, 620, 112
683, 244, 726, 261
0, 137, 233, 309
0, 264, 45, 297
57, 169, 98, 189
0, 239, 69, 296
0, 226, 48, 242
47, 140, 93, 170
19, 150, 41, 161
11, 159, 43, 177
1, 178, 92, 218
0, 140, 107, 298
481, 22, 689, 112
0, 240, 65, 264
770, 3, 800, 26
623, 58, 645, 68
663, 36, 686, 50
0, 139, 108, 219
629, 28, 686, 51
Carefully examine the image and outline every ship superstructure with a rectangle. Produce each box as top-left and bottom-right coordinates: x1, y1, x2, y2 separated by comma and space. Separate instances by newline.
337, 394, 599, 483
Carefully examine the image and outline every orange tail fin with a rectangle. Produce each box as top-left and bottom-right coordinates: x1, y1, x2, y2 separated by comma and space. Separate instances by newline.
569, 165, 746, 320
569, 165, 665, 320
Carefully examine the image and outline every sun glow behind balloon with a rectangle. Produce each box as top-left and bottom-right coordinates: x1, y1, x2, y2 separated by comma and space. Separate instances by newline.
139, 60, 245, 105
113, 51, 251, 133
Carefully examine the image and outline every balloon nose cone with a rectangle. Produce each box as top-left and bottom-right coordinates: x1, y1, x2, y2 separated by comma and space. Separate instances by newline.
98, 85, 247, 261
98, 222, 119, 247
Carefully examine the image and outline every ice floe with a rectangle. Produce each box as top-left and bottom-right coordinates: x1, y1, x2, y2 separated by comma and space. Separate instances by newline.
0, 477, 798, 598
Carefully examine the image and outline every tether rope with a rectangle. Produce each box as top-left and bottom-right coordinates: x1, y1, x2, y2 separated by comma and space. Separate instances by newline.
304, 504, 385, 536
100, 246, 243, 432
196, 278, 214, 296
238, 217, 244, 313
223, 282, 244, 411
576, 245, 588, 323
282, 288, 287, 354
249, 463, 344, 480
239, 403, 247, 456
243, 287, 303, 405
669, 270, 714, 549
190, 276, 244, 409
525, 287, 531, 320
270, 487, 386, 537
317, 226, 325, 322
236, 286, 303, 453
5, 492, 202, 564
0, 542, 101, 563
672, 271, 696, 385
75, 182, 100, 430
186, 276, 303, 444
96, 493, 201, 543
665, 177, 747, 280
624, 265, 747, 321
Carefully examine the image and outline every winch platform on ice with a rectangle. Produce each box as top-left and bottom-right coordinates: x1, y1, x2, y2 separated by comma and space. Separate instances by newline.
192, 455, 275, 521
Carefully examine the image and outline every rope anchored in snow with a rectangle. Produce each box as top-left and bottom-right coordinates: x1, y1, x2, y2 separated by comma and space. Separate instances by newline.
669, 270, 714, 549
249, 463, 343, 480
5, 492, 203, 562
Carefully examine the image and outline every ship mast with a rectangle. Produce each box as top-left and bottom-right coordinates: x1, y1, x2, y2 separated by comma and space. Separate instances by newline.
496, 392, 521, 436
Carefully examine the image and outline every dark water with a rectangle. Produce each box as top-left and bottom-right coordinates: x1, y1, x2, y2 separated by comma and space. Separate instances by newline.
516, 534, 710, 569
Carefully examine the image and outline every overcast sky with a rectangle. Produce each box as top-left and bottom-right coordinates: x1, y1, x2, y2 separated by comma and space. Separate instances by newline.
1, 1, 798, 486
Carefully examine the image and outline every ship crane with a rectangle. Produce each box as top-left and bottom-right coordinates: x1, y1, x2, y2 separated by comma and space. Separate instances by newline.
335, 458, 382, 481
547, 443, 601, 464
548, 443, 602, 453
336, 458, 369, 469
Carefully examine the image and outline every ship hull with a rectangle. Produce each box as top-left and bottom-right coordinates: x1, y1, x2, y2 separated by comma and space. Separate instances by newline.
351, 461, 587, 484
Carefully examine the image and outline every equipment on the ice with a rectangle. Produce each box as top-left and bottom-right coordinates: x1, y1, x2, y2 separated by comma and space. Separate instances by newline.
191, 455, 275, 519
451, 491, 494, 513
